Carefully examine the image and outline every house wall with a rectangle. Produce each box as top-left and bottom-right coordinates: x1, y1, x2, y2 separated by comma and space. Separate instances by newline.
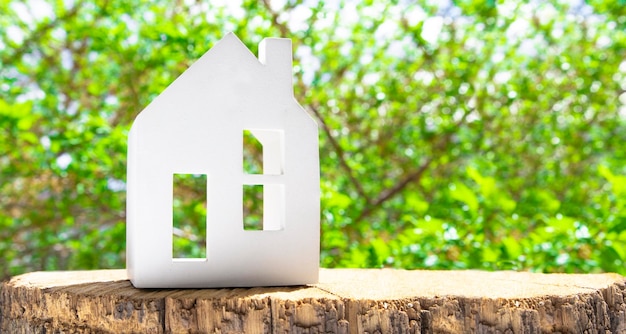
126, 36, 319, 287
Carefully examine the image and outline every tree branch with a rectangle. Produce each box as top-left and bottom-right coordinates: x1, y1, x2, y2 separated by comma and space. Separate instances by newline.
355, 106, 472, 223
355, 157, 433, 223
261, 0, 290, 37
309, 105, 370, 203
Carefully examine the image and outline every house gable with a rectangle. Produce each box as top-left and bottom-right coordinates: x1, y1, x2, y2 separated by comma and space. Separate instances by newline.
126, 33, 320, 288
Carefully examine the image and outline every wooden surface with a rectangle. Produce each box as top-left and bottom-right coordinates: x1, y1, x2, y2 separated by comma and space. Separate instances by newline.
2, 269, 626, 333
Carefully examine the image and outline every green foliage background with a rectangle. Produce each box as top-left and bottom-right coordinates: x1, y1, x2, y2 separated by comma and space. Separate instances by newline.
1, 0, 625, 279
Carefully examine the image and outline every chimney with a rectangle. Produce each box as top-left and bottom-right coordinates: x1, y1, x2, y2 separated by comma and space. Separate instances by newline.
259, 38, 293, 94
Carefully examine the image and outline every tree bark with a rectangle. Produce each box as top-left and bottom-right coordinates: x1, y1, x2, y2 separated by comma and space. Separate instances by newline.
2, 269, 626, 333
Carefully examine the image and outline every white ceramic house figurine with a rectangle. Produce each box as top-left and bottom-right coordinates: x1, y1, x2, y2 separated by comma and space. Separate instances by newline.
126, 33, 320, 288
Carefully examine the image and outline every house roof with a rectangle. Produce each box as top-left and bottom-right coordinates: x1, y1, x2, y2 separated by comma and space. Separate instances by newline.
204, 32, 262, 67
131, 32, 298, 130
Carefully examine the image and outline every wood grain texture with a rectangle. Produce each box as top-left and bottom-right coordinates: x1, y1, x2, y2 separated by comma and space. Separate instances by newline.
2, 269, 626, 333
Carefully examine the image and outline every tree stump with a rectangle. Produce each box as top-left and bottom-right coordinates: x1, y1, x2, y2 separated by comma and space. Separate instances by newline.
2, 269, 626, 333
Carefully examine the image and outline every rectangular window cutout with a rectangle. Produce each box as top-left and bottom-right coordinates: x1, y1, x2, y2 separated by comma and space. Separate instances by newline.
173, 173, 207, 259
243, 130, 263, 174
243, 184, 284, 231
243, 184, 263, 230
243, 129, 284, 175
